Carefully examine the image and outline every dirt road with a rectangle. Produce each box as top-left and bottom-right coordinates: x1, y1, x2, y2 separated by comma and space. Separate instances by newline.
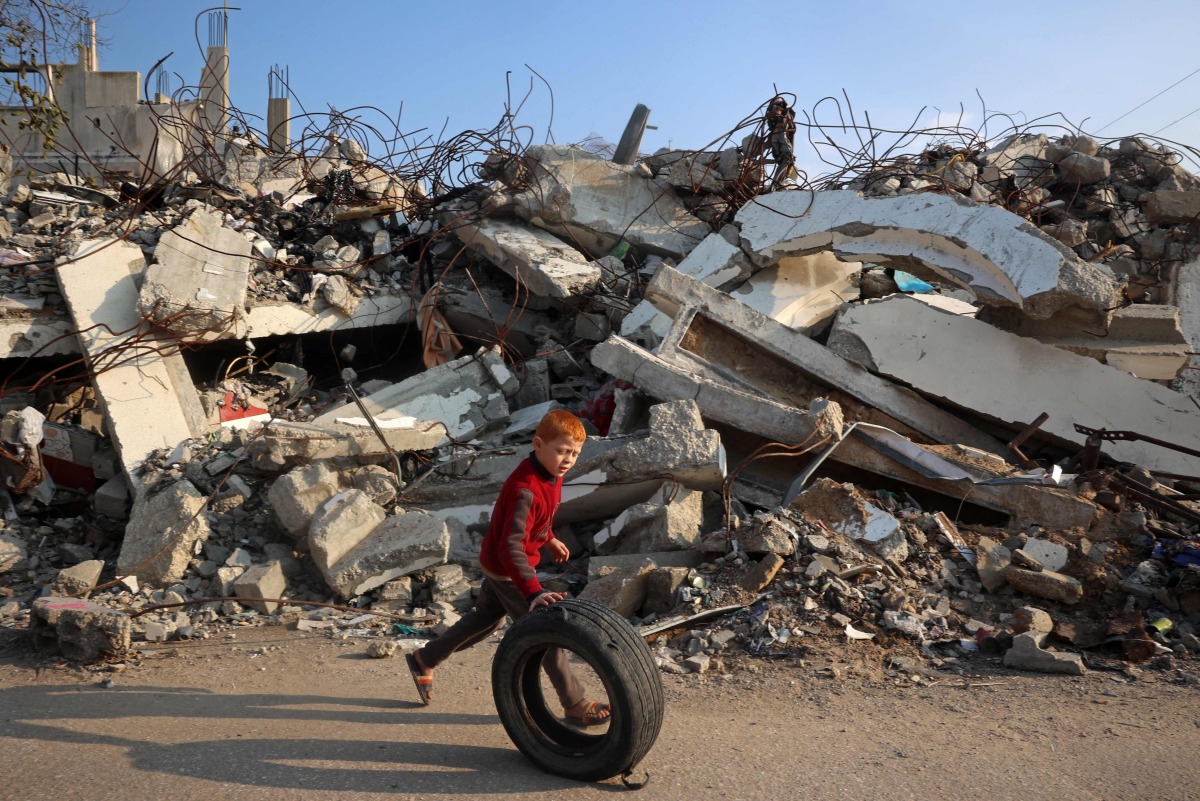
1, 627, 1197, 801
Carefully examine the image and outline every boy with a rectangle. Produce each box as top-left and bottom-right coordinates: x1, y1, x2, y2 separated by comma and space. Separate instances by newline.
406, 409, 611, 727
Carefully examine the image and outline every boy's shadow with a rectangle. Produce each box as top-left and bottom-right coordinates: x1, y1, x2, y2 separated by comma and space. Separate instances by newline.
0, 684, 625, 794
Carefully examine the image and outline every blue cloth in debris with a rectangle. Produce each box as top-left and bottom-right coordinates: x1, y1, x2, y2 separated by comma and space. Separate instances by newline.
1152, 541, 1200, 567
894, 270, 934, 293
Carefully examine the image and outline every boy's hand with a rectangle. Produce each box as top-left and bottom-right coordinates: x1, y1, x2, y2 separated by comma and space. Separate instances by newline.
546, 538, 570, 563
529, 591, 565, 612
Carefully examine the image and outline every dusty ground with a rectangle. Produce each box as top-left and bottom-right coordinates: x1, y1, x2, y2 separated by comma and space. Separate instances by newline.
1, 625, 1198, 801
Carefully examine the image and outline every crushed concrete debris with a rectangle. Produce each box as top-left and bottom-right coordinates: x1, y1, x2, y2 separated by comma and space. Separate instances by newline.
0, 56, 1194, 694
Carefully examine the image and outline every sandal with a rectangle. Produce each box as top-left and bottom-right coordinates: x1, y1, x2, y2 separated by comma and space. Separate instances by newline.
406, 651, 433, 706
564, 700, 611, 727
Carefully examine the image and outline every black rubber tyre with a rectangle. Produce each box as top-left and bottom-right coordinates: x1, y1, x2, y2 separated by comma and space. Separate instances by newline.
492, 598, 664, 782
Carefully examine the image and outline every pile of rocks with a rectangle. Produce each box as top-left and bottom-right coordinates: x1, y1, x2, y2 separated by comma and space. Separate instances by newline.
1, 120, 1199, 688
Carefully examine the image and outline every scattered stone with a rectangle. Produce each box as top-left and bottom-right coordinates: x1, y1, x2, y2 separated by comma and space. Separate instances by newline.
739, 553, 785, 593
117, 479, 212, 587
30, 597, 132, 662
1004, 567, 1083, 604
367, 640, 398, 658
51, 559, 104, 596
231, 560, 287, 614
1012, 606, 1054, 635
1002, 631, 1085, 675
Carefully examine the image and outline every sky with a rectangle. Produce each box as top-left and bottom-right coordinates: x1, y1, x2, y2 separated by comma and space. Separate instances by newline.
79, 0, 1200, 176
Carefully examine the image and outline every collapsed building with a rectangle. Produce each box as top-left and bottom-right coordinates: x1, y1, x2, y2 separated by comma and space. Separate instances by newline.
4, 18, 1200, 681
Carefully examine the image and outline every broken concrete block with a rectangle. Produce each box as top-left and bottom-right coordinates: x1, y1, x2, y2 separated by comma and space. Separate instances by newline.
1145, 190, 1200, 224
351, 465, 401, 506
372, 576, 413, 612
268, 462, 342, 539
562, 400, 725, 523
594, 485, 704, 555
1057, 153, 1110, 184
1012, 606, 1054, 635
251, 419, 444, 470
505, 145, 709, 259
57, 239, 205, 489
232, 560, 287, 614
431, 564, 464, 590
578, 564, 653, 616
51, 559, 104, 596
313, 347, 516, 443
974, 537, 1012, 593
791, 479, 908, 563
451, 216, 600, 299
30, 597, 131, 662
1002, 631, 1085, 675
1020, 538, 1068, 572
433, 580, 474, 611
586, 551, 702, 580
244, 295, 412, 339
735, 190, 1120, 318
592, 336, 839, 448
308, 490, 387, 571
214, 566, 246, 595
828, 295, 1200, 476
117, 479, 211, 587
736, 514, 797, 556
143, 621, 172, 642
319, 510, 450, 599
643, 567, 690, 615
1004, 566, 1083, 604
739, 553, 785, 593
93, 475, 130, 519
0, 532, 26, 573
140, 207, 251, 340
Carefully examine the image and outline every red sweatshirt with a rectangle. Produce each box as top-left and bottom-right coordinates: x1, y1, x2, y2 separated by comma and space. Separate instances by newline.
478, 453, 561, 599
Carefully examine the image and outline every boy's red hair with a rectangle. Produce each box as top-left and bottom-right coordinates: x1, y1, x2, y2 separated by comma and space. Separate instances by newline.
535, 409, 586, 443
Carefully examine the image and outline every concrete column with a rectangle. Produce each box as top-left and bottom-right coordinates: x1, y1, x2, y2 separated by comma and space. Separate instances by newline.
613, 103, 650, 165
200, 45, 230, 134
267, 96, 290, 152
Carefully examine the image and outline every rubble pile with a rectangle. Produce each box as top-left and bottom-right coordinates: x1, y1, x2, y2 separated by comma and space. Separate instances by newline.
2, 114, 1200, 689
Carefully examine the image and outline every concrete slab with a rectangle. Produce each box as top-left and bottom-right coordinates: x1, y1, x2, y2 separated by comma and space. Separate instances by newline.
991, 304, 1189, 381
507, 145, 709, 259
729, 251, 860, 336
244, 295, 412, 338
140, 208, 251, 340
248, 420, 444, 470
828, 295, 1200, 475
594, 332, 1097, 531
0, 315, 78, 358
56, 239, 202, 488
1170, 257, 1200, 397
592, 485, 704, 555
451, 216, 600, 299
735, 190, 1120, 318
313, 347, 516, 443
592, 334, 828, 445
645, 264, 1002, 452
